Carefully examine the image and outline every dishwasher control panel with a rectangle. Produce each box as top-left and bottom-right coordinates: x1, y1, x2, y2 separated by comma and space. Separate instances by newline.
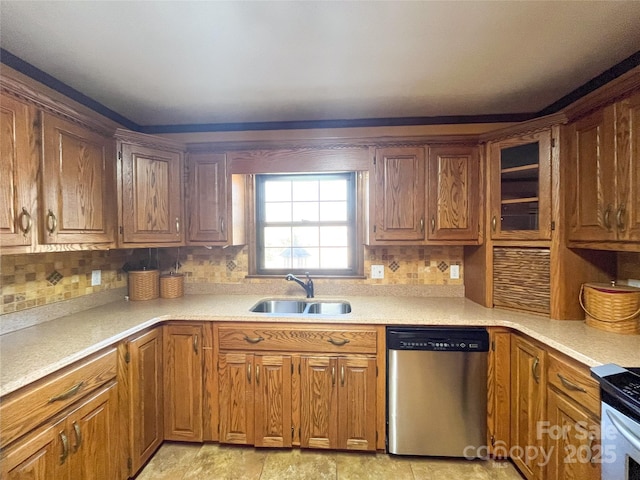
387, 327, 489, 352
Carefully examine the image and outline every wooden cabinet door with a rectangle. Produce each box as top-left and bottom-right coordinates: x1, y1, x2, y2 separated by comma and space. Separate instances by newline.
337, 356, 376, 451
0, 94, 38, 249
218, 352, 255, 445
187, 152, 228, 244
41, 112, 115, 245
300, 356, 338, 449
128, 328, 163, 474
164, 324, 203, 441
511, 335, 546, 480
489, 131, 552, 240
372, 147, 425, 242
616, 91, 640, 242
120, 143, 183, 245
487, 330, 511, 456
567, 106, 617, 242
546, 389, 600, 480
427, 146, 479, 241
1, 419, 65, 480
66, 382, 118, 480
254, 355, 292, 448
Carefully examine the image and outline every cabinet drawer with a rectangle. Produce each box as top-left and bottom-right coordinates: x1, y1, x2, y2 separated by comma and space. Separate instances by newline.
217, 324, 377, 354
547, 354, 600, 416
0, 348, 117, 447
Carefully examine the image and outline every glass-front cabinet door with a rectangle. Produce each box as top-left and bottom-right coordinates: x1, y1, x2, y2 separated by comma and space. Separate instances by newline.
489, 130, 552, 240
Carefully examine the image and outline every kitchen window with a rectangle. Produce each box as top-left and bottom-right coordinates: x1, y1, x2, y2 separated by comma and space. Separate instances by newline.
255, 172, 360, 276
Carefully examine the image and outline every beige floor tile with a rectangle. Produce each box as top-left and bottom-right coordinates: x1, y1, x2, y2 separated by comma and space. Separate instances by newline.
485, 459, 524, 480
337, 451, 414, 480
410, 458, 491, 480
136, 442, 202, 480
260, 449, 337, 480
181, 443, 267, 480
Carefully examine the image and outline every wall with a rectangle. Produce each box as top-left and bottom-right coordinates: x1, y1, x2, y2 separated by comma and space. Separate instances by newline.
0, 245, 463, 316
618, 252, 640, 283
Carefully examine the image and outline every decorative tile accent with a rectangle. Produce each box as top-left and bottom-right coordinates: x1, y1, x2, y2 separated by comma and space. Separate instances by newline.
438, 261, 449, 272
389, 261, 400, 272
226, 260, 237, 271
46, 270, 63, 286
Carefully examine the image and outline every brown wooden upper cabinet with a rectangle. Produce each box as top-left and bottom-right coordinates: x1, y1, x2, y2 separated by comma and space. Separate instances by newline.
370, 146, 425, 243
186, 152, 245, 246
427, 146, 480, 241
567, 92, 640, 248
0, 93, 38, 251
489, 130, 552, 241
116, 129, 184, 247
41, 113, 116, 246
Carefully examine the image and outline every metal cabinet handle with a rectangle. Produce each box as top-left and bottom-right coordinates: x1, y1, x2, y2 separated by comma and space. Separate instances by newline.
340, 365, 345, 386
532, 357, 540, 384
18, 207, 32, 235
46, 209, 57, 235
72, 421, 82, 452
327, 337, 350, 346
244, 335, 264, 344
603, 204, 612, 230
247, 362, 251, 383
49, 382, 84, 403
193, 334, 198, 354
220, 218, 225, 234
431, 216, 435, 233
420, 218, 424, 233
491, 215, 497, 232
557, 373, 586, 393
176, 217, 180, 235
616, 204, 626, 232
59, 431, 69, 465
331, 366, 335, 386
256, 365, 260, 385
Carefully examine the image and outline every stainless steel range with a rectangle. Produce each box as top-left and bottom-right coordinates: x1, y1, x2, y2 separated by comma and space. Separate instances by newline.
591, 364, 640, 480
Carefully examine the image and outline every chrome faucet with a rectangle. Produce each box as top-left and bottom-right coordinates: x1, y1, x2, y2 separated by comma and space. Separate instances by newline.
285, 272, 314, 298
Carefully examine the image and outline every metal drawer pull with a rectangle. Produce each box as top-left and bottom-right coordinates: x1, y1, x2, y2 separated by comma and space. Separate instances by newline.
491, 215, 497, 232
617, 204, 626, 232
19, 207, 32, 235
532, 357, 540, 384
46, 209, 57, 234
244, 335, 264, 344
176, 217, 180, 235
220, 218, 225, 234
557, 373, 586, 393
247, 363, 251, 383
49, 381, 84, 403
327, 337, 350, 346
60, 431, 69, 464
603, 204, 612, 230
420, 218, 424, 233
193, 334, 198, 354
431, 216, 435, 233
256, 365, 260, 385
331, 366, 335, 385
72, 421, 82, 452
341, 365, 345, 386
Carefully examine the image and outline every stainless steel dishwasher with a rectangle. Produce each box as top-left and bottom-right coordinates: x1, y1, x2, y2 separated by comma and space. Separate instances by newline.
387, 327, 489, 456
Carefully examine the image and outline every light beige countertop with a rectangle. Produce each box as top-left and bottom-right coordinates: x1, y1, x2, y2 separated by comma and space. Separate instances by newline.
1, 294, 639, 397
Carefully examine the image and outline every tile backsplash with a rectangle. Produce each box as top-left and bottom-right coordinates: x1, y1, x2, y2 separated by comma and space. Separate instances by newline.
0, 245, 463, 315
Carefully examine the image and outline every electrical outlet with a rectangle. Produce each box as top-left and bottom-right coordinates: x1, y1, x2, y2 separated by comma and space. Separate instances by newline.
450, 265, 460, 279
91, 270, 101, 286
371, 265, 384, 279
628, 279, 640, 288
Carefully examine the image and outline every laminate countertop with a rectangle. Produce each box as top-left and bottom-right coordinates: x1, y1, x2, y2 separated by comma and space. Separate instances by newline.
1, 294, 639, 397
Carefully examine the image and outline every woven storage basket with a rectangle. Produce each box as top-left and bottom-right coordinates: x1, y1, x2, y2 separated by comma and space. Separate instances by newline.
128, 269, 159, 301
160, 273, 184, 299
580, 282, 640, 334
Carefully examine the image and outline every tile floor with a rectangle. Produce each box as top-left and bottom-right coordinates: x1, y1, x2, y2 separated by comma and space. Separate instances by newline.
135, 443, 524, 480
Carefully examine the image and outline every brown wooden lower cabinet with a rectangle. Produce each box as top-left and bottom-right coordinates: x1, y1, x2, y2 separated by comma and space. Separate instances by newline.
2, 382, 119, 480
164, 324, 203, 442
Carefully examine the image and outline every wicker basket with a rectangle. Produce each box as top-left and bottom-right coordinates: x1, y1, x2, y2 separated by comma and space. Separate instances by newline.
160, 273, 184, 299
580, 282, 640, 334
128, 269, 159, 301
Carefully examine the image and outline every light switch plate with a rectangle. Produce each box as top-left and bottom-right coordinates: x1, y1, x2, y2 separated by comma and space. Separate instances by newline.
450, 265, 460, 279
91, 270, 101, 286
371, 265, 384, 279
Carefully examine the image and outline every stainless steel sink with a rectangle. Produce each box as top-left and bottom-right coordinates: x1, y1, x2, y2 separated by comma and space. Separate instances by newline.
250, 299, 351, 315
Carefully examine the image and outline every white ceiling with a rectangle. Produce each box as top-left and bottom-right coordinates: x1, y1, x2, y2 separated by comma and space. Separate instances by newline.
1, 1, 640, 128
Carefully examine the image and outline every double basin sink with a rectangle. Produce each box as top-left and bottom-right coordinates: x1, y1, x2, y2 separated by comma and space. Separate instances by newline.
250, 299, 351, 315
